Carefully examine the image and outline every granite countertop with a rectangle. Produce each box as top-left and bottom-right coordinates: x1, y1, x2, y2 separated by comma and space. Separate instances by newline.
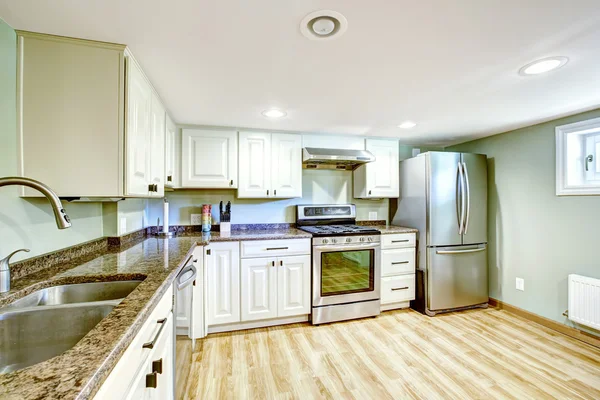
370, 225, 419, 235
0, 228, 310, 400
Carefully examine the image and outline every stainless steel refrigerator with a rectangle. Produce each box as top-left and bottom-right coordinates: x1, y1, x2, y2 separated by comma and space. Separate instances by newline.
392, 151, 488, 316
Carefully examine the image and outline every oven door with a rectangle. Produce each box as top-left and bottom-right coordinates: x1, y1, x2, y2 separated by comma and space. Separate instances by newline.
313, 242, 381, 307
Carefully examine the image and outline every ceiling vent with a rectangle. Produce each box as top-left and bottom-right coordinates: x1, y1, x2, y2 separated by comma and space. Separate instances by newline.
300, 10, 348, 40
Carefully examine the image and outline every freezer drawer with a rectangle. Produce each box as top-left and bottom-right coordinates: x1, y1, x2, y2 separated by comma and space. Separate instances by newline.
427, 244, 488, 311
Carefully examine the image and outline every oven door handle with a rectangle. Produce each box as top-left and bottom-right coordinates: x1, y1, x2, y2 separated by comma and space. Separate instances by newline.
313, 243, 381, 252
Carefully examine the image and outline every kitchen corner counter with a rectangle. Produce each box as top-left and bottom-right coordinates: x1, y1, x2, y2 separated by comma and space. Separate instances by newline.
0, 228, 310, 400
372, 225, 419, 234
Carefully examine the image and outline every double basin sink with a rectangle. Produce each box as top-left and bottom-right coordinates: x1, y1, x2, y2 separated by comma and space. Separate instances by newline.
0, 280, 142, 374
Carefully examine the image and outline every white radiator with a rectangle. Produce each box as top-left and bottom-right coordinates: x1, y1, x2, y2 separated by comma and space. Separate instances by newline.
568, 274, 600, 330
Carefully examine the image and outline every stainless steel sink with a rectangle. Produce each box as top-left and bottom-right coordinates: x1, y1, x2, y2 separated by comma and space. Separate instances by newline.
0, 280, 143, 374
3, 280, 142, 310
0, 303, 115, 374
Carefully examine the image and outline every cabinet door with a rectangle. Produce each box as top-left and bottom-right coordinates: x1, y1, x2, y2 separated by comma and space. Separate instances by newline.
206, 242, 240, 325
149, 93, 166, 197
271, 133, 302, 198
238, 132, 272, 198
277, 255, 311, 317
125, 58, 152, 196
366, 139, 399, 198
241, 257, 277, 321
181, 129, 237, 188
164, 115, 179, 188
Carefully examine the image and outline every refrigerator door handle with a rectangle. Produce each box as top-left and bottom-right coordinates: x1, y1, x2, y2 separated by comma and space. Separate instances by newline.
436, 248, 486, 255
457, 162, 466, 235
462, 161, 471, 234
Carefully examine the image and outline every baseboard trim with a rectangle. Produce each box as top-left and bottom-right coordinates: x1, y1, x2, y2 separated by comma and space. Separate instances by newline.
207, 315, 309, 334
489, 298, 600, 349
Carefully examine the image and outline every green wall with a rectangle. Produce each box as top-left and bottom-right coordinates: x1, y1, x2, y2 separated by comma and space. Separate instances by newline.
0, 19, 105, 262
449, 108, 600, 331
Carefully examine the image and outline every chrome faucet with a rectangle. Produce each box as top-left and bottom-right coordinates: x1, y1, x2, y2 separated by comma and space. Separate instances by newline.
0, 177, 71, 293
0, 177, 71, 229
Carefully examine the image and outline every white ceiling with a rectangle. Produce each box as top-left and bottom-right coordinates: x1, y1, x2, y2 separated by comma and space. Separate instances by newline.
1, 0, 600, 145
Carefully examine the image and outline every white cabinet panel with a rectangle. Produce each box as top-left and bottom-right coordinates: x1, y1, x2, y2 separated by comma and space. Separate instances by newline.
181, 129, 237, 188
271, 133, 302, 198
354, 139, 399, 198
206, 242, 240, 325
125, 57, 152, 196
164, 115, 179, 188
241, 257, 277, 321
381, 275, 415, 304
240, 239, 311, 258
381, 248, 415, 277
238, 132, 272, 198
381, 233, 416, 249
149, 93, 165, 197
277, 255, 311, 317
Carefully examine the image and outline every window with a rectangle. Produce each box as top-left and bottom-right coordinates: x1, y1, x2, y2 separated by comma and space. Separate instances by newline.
556, 117, 600, 195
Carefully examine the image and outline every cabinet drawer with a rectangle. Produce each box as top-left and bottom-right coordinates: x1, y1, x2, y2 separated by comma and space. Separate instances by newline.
381, 233, 416, 249
382, 248, 415, 277
381, 274, 415, 304
241, 239, 311, 258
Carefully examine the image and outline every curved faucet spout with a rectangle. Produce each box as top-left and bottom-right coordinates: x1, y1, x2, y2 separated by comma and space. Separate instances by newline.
0, 177, 72, 229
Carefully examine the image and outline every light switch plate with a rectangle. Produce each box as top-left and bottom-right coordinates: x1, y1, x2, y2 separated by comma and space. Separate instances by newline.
516, 277, 525, 291
368, 212, 378, 221
191, 214, 202, 225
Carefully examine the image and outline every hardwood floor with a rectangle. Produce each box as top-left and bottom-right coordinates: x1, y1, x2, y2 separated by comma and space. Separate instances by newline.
177, 308, 600, 399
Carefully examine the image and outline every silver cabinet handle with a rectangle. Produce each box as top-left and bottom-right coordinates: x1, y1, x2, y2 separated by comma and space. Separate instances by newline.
391, 261, 409, 265
436, 248, 486, 255
585, 154, 594, 172
457, 162, 466, 235
391, 287, 409, 291
462, 161, 470, 235
391, 240, 409, 243
142, 318, 167, 349
266, 247, 288, 251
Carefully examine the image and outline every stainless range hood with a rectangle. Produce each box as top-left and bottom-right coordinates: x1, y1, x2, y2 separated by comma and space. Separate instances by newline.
302, 147, 376, 171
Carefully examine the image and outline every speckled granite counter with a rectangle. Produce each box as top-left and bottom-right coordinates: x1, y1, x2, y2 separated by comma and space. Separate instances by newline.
0, 228, 310, 400
371, 225, 419, 235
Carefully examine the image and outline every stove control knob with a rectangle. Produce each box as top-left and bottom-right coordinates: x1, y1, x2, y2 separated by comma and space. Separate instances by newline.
359, 237, 365, 242
322, 239, 328, 244
368, 237, 373, 242
346, 238, 352, 243
331, 239, 337, 244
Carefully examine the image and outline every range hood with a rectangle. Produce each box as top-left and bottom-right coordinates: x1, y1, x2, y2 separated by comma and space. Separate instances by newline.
302, 147, 376, 171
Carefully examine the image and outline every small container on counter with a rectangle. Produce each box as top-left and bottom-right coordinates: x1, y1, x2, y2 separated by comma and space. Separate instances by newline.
201, 204, 212, 232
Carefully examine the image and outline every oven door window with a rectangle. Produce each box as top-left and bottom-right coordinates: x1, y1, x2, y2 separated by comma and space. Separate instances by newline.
321, 249, 375, 296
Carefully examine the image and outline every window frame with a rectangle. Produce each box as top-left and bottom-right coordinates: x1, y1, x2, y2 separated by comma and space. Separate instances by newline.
556, 116, 600, 196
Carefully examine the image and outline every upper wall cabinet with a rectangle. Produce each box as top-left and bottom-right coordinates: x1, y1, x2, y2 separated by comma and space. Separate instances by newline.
17, 31, 169, 198
354, 139, 399, 198
181, 129, 238, 188
164, 115, 180, 188
238, 132, 302, 198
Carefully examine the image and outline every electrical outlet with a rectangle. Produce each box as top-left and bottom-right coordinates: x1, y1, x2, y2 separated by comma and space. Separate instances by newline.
516, 277, 525, 291
368, 212, 378, 220
191, 214, 202, 225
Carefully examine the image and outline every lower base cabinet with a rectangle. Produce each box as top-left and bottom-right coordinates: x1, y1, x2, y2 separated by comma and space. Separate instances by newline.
94, 285, 174, 400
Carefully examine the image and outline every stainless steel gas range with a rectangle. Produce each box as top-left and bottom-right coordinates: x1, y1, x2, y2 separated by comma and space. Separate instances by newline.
296, 204, 381, 325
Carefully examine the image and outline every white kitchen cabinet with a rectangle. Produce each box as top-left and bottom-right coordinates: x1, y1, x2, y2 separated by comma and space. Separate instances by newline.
206, 242, 240, 325
380, 233, 416, 311
241, 257, 278, 321
94, 285, 174, 400
237, 132, 302, 198
181, 129, 238, 188
17, 31, 169, 198
354, 139, 399, 198
164, 115, 180, 188
271, 133, 303, 198
277, 255, 311, 317
238, 132, 272, 197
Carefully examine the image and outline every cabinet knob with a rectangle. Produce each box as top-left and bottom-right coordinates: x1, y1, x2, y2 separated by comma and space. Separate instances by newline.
272, 260, 275, 267
230, 179, 233, 186
274, 190, 277, 196
267, 189, 269, 196
280, 260, 283, 266
146, 372, 158, 388
167, 175, 172, 182
368, 190, 372, 195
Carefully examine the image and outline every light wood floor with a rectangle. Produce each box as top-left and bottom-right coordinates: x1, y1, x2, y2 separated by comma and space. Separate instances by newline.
176, 308, 600, 399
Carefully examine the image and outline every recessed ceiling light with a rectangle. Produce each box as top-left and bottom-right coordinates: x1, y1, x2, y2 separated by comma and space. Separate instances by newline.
300, 10, 348, 40
398, 121, 417, 129
519, 56, 569, 76
262, 109, 287, 119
